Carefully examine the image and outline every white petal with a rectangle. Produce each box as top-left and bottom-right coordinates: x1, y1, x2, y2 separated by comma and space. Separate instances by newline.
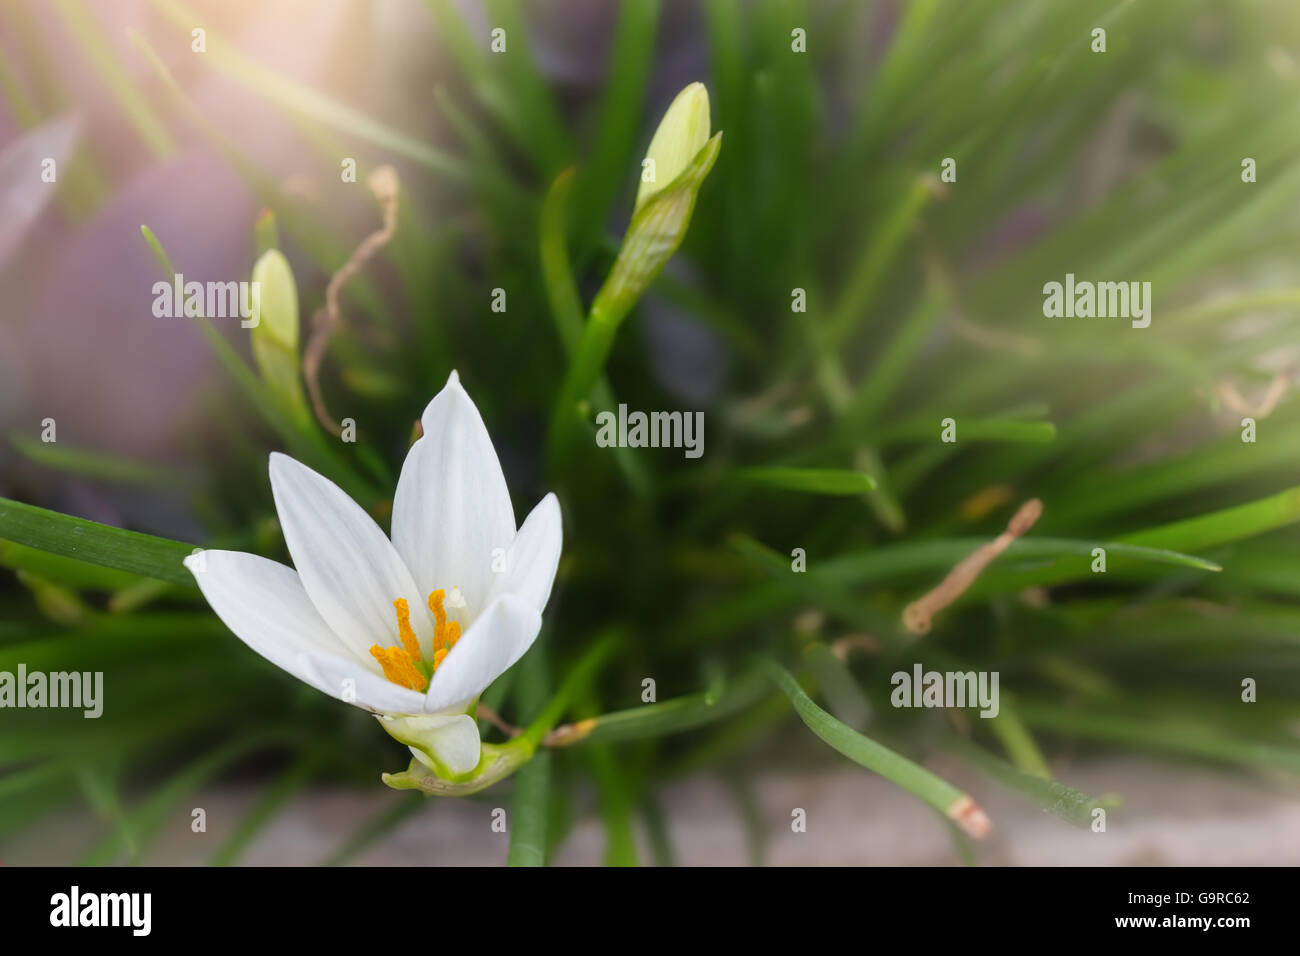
268, 452, 433, 654
392, 372, 516, 621
382, 713, 482, 776
486, 493, 563, 613
184, 550, 362, 688
424, 594, 541, 713
301, 653, 428, 715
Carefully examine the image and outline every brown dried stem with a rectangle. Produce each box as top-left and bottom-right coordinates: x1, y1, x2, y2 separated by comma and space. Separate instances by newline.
1215, 373, 1289, 419
303, 165, 400, 436
903, 498, 1044, 635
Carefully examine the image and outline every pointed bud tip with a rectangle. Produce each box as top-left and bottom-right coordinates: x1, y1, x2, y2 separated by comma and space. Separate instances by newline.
250, 248, 299, 350
636, 82, 714, 211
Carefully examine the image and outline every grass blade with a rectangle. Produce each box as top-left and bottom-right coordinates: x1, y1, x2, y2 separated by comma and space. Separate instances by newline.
734, 467, 877, 496
0, 497, 197, 588
508, 644, 550, 866
208, 746, 329, 866
319, 797, 427, 867
764, 660, 991, 838
950, 738, 1103, 828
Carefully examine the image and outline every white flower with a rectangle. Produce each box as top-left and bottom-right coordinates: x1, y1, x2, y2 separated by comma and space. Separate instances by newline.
184, 372, 562, 778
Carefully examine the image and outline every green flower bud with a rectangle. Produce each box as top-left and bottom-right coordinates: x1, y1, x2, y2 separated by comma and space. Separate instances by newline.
593, 119, 722, 326
634, 81, 712, 212
546, 83, 721, 463
248, 249, 310, 425
250, 249, 298, 351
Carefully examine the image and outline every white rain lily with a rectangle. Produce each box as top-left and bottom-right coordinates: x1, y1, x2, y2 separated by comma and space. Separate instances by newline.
184, 371, 562, 780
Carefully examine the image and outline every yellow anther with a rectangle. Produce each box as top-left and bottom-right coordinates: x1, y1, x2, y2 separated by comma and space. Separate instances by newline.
373, 587, 464, 689
392, 598, 422, 659
428, 588, 461, 657
369, 644, 428, 691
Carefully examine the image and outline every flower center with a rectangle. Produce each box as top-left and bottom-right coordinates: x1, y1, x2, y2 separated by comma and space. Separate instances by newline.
369, 588, 463, 691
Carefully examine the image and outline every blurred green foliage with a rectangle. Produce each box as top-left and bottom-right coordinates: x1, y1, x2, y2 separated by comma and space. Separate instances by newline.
2, 0, 1300, 864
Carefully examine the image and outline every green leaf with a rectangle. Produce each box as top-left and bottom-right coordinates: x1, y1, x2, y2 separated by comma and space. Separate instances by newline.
734, 466, 878, 496
480, 0, 573, 174
971, 489, 1300, 593
508, 643, 551, 867
1017, 701, 1300, 776
423, 0, 568, 177
507, 751, 550, 867
640, 788, 677, 866
209, 747, 328, 866
540, 170, 651, 496
539, 169, 586, 354
51, 0, 174, 158
573, 0, 661, 244
823, 176, 935, 350
1120, 485, 1300, 555
802, 642, 872, 731
878, 417, 1059, 446
985, 708, 1052, 779
587, 743, 638, 866
521, 631, 622, 747
0, 540, 149, 591
10, 432, 183, 488
148, 0, 468, 180
319, 796, 427, 867
813, 535, 1221, 587
764, 660, 990, 837
81, 730, 288, 865
547, 664, 770, 746
950, 738, 1102, 828
0, 497, 198, 588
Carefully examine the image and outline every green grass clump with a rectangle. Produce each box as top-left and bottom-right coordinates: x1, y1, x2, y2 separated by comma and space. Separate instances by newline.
2, 0, 1299, 864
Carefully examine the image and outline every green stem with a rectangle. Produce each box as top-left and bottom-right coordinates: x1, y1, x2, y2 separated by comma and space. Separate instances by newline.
763, 660, 991, 838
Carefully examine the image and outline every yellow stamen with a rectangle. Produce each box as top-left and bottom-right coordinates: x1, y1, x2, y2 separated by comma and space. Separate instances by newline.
428, 588, 461, 654
392, 598, 422, 659
373, 587, 465, 690
429, 589, 446, 640
369, 644, 428, 691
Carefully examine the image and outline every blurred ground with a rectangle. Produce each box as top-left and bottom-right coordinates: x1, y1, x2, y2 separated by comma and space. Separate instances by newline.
6, 756, 1299, 865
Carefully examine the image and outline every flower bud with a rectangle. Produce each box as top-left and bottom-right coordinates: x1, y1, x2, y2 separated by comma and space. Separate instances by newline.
635, 82, 712, 212
249, 249, 310, 425
250, 249, 298, 351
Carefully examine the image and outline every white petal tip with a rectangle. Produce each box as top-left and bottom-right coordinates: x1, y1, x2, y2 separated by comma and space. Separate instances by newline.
267, 451, 297, 486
